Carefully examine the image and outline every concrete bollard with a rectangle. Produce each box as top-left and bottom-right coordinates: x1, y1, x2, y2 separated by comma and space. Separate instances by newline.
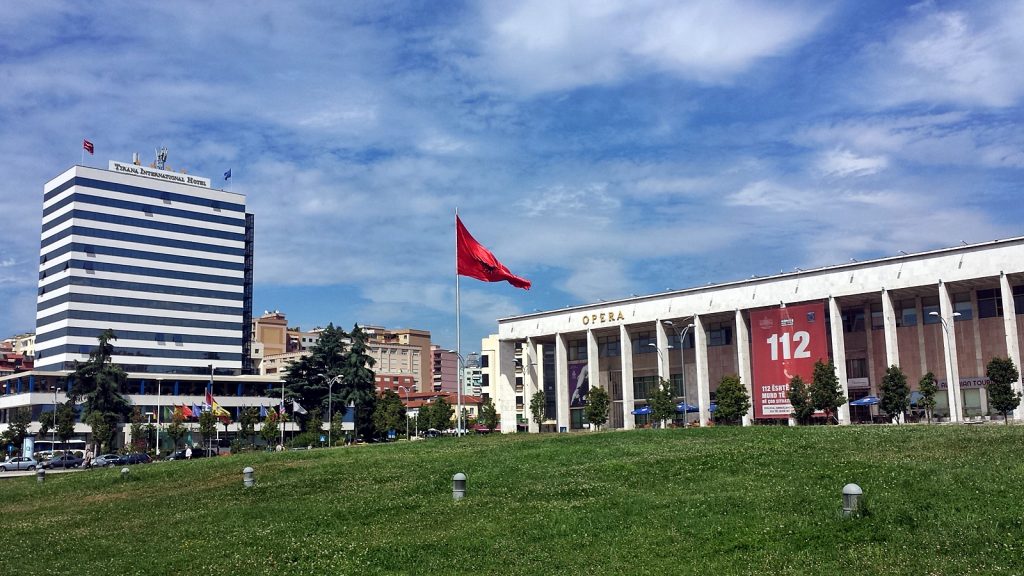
452, 472, 466, 500
243, 466, 254, 488
842, 483, 863, 517
36, 465, 45, 484
121, 467, 130, 480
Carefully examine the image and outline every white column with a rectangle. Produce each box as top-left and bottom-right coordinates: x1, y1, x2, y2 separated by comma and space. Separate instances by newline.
555, 333, 570, 432
734, 309, 754, 426
586, 329, 600, 421
619, 325, 635, 430
881, 289, 900, 368
655, 319, 669, 380
524, 337, 540, 433
938, 281, 963, 423
694, 314, 711, 427
828, 296, 851, 425
498, 340, 517, 434
999, 273, 1023, 421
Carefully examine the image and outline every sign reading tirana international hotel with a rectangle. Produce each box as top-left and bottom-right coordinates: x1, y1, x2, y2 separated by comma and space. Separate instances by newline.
109, 161, 211, 188
749, 301, 829, 419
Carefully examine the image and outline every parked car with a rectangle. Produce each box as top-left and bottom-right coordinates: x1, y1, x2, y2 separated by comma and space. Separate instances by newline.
91, 454, 122, 467
46, 454, 85, 469
1, 456, 38, 471
164, 449, 210, 461
121, 453, 152, 465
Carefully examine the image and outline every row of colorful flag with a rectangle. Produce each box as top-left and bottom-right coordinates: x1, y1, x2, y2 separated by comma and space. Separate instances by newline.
165, 399, 308, 421
80, 139, 232, 181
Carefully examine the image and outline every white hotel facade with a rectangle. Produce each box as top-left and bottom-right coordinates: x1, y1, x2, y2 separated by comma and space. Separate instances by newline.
490, 237, 1024, 433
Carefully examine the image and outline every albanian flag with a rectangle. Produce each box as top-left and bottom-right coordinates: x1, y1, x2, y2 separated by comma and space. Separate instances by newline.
456, 215, 531, 289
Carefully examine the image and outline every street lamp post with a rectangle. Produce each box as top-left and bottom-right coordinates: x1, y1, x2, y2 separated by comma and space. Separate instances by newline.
929, 311, 962, 422
647, 344, 669, 427
155, 378, 162, 457
320, 375, 343, 447
663, 319, 695, 426
448, 350, 467, 436
397, 385, 411, 439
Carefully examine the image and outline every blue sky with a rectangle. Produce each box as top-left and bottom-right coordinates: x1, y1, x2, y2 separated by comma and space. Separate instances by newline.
2, 0, 1023, 352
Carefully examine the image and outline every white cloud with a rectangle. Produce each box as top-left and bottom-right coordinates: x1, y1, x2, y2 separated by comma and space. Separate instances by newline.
817, 148, 888, 177
475, 0, 830, 94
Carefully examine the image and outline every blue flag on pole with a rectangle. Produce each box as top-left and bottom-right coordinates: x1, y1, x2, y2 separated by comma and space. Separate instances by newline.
259, 405, 267, 418
224, 168, 231, 181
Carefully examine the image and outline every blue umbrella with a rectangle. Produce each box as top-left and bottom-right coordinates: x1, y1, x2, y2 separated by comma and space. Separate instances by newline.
850, 395, 880, 406
631, 406, 652, 415
675, 402, 698, 413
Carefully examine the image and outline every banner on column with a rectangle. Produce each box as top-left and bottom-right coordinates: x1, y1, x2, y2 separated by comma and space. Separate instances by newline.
568, 362, 589, 407
750, 301, 829, 419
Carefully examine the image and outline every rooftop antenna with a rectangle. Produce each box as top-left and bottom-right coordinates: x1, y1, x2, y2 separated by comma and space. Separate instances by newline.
155, 147, 168, 170
132, 152, 141, 166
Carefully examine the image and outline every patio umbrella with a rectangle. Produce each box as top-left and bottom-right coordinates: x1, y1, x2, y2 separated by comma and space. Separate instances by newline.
631, 406, 652, 415
675, 402, 698, 413
849, 395, 880, 406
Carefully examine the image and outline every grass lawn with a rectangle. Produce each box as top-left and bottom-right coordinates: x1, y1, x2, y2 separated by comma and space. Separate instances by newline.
4, 425, 1023, 575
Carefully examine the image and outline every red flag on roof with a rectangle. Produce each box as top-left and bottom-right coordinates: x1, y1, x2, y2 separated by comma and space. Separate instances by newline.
181, 404, 193, 418
83, 139, 94, 155
456, 215, 531, 290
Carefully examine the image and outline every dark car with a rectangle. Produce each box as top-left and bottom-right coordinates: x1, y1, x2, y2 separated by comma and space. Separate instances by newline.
46, 454, 84, 469
165, 448, 209, 461
121, 453, 152, 465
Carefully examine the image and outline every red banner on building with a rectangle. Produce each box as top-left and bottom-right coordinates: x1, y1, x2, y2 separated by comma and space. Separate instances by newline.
750, 301, 829, 419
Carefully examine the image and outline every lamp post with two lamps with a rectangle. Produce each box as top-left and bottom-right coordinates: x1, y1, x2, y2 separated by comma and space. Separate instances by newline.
929, 310, 962, 422
319, 374, 343, 447
662, 319, 695, 426
447, 350, 468, 436
51, 387, 59, 456
397, 385, 411, 439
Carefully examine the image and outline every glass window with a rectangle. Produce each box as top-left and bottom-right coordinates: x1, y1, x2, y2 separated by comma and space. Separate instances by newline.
870, 304, 884, 330
897, 299, 917, 327
842, 309, 865, 332
847, 358, 868, 379
707, 322, 732, 346
977, 289, 1002, 319
1014, 285, 1024, 314
598, 336, 620, 358
953, 293, 972, 321
568, 339, 587, 361
922, 297, 940, 324
632, 375, 658, 399
667, 331, 694, 350
632, 331, 656, 354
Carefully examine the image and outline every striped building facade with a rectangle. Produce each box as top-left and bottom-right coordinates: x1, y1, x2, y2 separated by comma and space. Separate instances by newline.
34, 162, 254, 375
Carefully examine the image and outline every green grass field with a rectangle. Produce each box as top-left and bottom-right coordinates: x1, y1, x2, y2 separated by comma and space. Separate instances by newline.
4, 425, 1023, 575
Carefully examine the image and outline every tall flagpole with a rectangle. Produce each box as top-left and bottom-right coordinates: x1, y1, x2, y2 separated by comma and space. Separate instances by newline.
455, 208, 462, 437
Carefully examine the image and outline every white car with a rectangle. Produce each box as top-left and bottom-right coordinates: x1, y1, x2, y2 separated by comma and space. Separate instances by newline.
91, 454, 122, 467
1, 456, 38, 471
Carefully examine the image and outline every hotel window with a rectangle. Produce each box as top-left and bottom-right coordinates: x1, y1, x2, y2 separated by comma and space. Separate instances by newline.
953, 293, 972, 321
598, 336, 620, 358
976, 289, 1002, 318
922, 297, 940, 324
842, 308, 865, 332
632, 331, 656, 354
870, 304, 884, 330
897, 299, 917, 327
568, 339, 587, 361
707, 323, 732, 347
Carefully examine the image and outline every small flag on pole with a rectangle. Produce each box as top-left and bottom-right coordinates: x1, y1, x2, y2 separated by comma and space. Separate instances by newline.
259, 405, 267, 418
224, 168, 231, 181
293, 400, 308, 415
83, 139, 94, 155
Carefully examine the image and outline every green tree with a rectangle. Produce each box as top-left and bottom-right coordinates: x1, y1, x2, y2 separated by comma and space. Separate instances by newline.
69, 329, 132, 452
260, 413, 280, 447
56, 403, 76, 445
530, 390, 546, 430
198, 410, 218, 452
917, 372, 938, 424
0, 407, 32, 455
372, 390, 406, 439
788, 375, 815, 425
879, 365, 910, 424
86, 411, 115, 454
478, 398, 498, 430
166, 408, 187, 450
128, 408, 146, 453
330, 410, 344, 445
339, 324, 378, 440
239, 407, 259, 447
38, 410, 55, 440
649, 378, 676, 428
810, 360, 846, 424
715, 375, 750, 425
420, 397, 454, 431
584, 386, 611, 430
281, 324, 348, 429
304, 407, 322, 434
986, 357, 1022, 424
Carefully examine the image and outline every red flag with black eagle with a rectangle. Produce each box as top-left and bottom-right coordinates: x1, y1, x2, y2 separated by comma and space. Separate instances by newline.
456, 215, 531, 289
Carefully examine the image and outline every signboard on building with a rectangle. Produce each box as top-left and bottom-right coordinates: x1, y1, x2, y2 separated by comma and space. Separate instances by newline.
750, 301, 829, 419
568, 362, 589, 407
109, 160, 211, 188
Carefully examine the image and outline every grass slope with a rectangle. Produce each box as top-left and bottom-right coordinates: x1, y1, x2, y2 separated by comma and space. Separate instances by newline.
4, 425, 1024, 575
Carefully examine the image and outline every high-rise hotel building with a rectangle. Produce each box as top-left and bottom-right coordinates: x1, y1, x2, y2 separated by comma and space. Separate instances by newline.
34, 159, 254, 375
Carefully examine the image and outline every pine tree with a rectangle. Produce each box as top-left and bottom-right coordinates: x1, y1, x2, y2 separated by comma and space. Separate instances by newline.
918, 372, 938, 424
809, 360, 846, 424
879, 364, 910, 424
339, 324, 378, 439
715, 375, 750, 425
70, 329, 132, 453
282, 323, 348, 427
788, 375, 815, 425
986, 357, 1022, 424
584, 386, 610, 430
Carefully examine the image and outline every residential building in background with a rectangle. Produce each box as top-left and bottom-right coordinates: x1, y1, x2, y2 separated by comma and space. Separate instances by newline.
431, 346, 458, 393
3, 333, 36, 358
33, 158, 254, 375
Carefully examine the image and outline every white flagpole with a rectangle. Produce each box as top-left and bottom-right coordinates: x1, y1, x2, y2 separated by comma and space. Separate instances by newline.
455, 208, 463, 437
